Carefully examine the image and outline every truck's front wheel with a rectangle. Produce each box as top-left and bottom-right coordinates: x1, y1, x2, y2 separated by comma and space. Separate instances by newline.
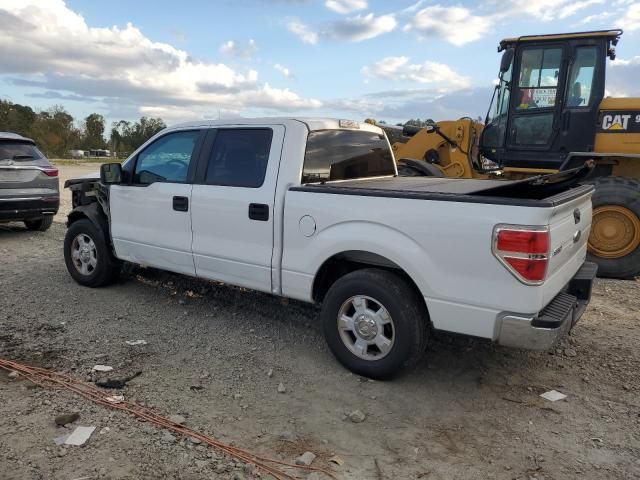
321, 269, 428, 379
64, 218, 120, 287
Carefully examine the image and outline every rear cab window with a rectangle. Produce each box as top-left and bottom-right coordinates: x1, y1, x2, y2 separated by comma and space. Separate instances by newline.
302, 129, 395, 184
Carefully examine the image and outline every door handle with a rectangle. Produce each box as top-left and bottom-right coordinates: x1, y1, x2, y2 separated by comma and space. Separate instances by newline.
172, 196, 189, 212
248, 203, 269, 221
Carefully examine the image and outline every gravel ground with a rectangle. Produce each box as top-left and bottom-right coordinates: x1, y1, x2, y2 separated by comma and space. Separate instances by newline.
0, 166, 639, 479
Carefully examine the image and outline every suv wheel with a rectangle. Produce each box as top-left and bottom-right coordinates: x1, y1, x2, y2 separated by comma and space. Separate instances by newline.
25, 216, 53, 231
64, 218, 120, 287
321, 268, 428, 379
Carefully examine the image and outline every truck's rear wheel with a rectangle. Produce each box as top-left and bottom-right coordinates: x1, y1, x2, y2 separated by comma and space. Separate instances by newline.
64, 218, 120, 287
587, 177, 640, 278
321, 268, 428, 379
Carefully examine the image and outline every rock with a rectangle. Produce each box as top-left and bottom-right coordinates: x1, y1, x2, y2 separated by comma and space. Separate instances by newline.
55, 413, 80, 426
57, 448, 67, 457
328, 455, 344, 466
168, 414, 186, 425
8, 371, 19, 379
233, 394, 242, 400
267, 368, 274, 378
348, 409, 366, 423
189, 436, 202, 445
277, 383, 286, 394
564, 348, 577, 357
295, 451, 316, 466
161, 432, 177, 443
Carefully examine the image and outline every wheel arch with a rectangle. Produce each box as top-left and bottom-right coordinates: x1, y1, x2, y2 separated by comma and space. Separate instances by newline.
67, 203, 111, 246
312, 250, 430, 323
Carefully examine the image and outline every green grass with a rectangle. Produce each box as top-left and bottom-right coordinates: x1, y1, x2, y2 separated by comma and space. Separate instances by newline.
51, 158, 124, 166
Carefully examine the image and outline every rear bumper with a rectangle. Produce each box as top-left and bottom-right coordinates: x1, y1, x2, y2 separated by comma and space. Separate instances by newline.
497, 261, 597, 350
0, 195, 59, 221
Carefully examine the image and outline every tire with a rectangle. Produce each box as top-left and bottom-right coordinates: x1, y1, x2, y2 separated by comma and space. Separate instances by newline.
24, 215, 53, 231
321, 268, 428, 379
64, 218, 120, 287
586, 177, 640, 279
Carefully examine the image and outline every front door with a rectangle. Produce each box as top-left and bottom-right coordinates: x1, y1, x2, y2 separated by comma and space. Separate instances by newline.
110, 129, 205, 275
190, 125, 284, 292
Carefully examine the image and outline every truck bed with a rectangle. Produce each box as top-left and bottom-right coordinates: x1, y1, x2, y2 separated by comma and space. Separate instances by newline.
290, 175, 594, 208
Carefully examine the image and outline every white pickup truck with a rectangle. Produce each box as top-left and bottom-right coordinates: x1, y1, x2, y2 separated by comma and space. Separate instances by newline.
64, 118, 596, 378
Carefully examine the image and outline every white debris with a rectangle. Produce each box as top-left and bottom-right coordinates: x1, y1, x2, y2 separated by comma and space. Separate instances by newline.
105, 395, 124, 404
125, 340, 148, 346
92, 365, 113, 372
540, 390, 567, 402
328, 455, 345, 466
64, 426, 96, 446
53, 433, 70, 445
295, 451, 316, 466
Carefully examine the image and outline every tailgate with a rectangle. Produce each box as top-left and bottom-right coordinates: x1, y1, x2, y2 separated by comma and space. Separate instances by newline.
543, 185, 593, 305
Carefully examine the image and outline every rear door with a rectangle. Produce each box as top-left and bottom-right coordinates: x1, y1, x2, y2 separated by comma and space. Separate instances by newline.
109, 128, 205, 275
190, 125, 284, 292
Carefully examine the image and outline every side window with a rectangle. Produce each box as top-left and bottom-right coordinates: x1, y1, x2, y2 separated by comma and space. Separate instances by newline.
517, 48, 562, 110
134, 130, 199, 184
565, 47, 597, 108
205, 129, 273, 188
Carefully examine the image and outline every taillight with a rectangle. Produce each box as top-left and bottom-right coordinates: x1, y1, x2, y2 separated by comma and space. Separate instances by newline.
493, 225, 550, 284
42, 167, 58, 177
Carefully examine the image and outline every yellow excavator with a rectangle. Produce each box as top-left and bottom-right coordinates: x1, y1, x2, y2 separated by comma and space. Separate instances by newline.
373, 29, 640, 279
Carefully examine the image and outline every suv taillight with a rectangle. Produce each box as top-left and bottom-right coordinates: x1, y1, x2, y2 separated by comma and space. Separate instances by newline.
492, 225, 550, 284
42, 167, 58, 177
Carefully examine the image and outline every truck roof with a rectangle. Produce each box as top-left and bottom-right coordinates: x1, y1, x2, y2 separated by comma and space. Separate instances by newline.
170, 118, 383, 134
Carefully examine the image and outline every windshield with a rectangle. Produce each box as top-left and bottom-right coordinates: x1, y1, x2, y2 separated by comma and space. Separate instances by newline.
483, 51, 513, 154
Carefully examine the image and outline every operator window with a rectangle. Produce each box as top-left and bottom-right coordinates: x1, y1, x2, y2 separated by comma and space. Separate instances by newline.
517, 48, 562, 110
565, 47, 597, 108
134, 130, 199, 184
205, 128, 273, 188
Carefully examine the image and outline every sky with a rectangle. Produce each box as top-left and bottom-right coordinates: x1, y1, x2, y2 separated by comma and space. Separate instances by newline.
1, 0, 640, 127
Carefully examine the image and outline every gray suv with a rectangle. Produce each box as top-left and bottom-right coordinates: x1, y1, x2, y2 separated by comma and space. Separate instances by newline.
0, 132, 59, 231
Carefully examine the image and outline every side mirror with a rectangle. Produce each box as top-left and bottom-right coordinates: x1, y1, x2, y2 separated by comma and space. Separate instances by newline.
100, 163, 123, 184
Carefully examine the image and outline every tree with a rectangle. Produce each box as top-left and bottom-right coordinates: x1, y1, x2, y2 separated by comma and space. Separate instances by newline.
82, 113, 106, 149
110, 116, 166, 154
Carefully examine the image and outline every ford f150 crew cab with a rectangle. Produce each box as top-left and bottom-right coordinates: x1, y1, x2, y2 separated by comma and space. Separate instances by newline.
64, 118, 597, 378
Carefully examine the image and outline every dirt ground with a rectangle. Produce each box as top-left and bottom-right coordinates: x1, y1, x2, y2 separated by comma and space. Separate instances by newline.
1, 165, 639, 480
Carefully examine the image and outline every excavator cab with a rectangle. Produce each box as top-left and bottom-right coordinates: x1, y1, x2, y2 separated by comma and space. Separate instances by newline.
481, 30, 622, 171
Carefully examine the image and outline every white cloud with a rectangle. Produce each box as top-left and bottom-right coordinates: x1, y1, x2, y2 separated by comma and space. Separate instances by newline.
328, 13, 397, 42
404, 6, 490, 46
608, 56, 640, 97
274, 63, 294, 79
325, 0, 367, 14
361, 56, 470, 91
0, 1, 321, 121
219, 39, 257, 58
619, 3, 640, 31
286, 17, 319, 44
557, 0, 604, 19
